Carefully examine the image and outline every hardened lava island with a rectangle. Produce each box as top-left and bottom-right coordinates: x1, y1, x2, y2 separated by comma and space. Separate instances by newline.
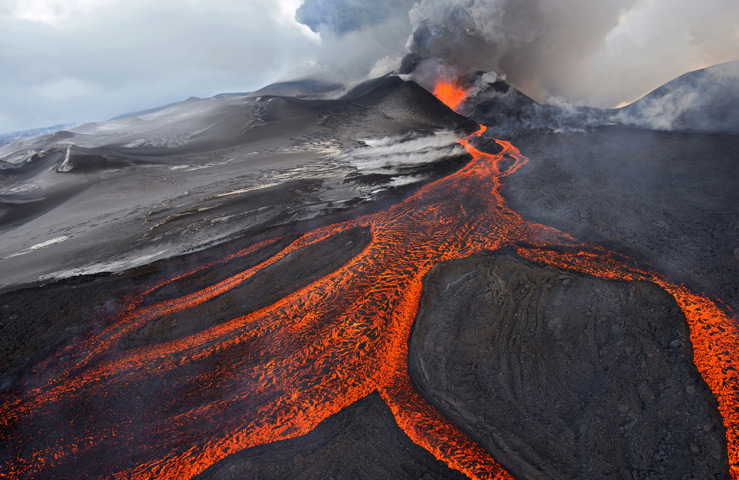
1, 63, 738, 479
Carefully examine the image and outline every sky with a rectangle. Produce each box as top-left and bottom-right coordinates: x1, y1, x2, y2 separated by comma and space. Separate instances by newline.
0, 0, 737, 133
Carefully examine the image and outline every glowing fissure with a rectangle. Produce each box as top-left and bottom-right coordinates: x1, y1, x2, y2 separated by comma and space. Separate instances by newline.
1, 86, 737, 480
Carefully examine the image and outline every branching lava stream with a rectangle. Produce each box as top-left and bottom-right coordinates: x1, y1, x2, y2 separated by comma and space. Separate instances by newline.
1, 83, 737, 479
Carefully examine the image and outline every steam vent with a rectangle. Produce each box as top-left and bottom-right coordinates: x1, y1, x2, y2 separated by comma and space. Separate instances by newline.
1, 5, 738, 479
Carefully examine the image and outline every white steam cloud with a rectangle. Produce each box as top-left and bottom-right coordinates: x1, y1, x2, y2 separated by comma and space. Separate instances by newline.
341, 130, 465, 174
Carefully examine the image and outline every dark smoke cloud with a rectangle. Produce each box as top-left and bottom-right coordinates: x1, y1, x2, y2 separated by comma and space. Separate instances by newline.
403, 0, 636, 99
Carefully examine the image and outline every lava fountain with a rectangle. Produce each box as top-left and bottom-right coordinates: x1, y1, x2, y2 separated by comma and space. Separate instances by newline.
1, 81, 737, 480
434, 80, 468, 111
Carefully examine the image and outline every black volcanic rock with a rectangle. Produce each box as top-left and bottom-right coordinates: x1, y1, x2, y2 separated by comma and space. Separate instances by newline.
458, 73, 538, 121
409, 251, 729, 480
55, 146, 136, 173
126, 226, 372, 347
195, 392, 467, 480
505, 128, 739, 315
0, 223, 373, 377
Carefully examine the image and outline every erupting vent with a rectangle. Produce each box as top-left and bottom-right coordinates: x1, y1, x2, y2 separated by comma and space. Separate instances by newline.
433, 81, 469, 111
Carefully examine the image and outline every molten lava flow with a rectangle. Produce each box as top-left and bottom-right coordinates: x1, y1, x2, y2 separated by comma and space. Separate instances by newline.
1, 97, 737, 478
433, 80, 469, 111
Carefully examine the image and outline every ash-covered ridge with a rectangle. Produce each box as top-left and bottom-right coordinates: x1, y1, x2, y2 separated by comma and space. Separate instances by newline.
0, 75, 475, 290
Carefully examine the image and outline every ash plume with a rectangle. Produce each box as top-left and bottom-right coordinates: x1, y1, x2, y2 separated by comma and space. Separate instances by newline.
401, 0, 636, 99
296, 0, 414, 36
294, 0, 415, 78
296, 0, 739, 109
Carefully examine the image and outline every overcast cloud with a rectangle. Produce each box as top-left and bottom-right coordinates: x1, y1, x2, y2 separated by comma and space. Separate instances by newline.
1, 0, 738, 133
0, 0, 320, 132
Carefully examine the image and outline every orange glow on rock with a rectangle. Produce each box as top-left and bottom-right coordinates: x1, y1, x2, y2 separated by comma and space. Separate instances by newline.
433, 80, 469, 111
1, 124, 737, 480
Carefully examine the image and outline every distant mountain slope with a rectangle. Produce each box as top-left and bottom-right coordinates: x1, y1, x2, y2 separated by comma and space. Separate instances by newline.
1, 75, 473, 167
249, 78, 345, 99
0, 124, 76, 148
457, 62, 739, 135
615, 61, 739, 134
455, 72, 609, 134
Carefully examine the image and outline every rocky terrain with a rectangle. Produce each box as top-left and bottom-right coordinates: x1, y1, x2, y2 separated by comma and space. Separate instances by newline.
504, 127, 739, 315
409, 251, 728, 479
196, 393, 468, 480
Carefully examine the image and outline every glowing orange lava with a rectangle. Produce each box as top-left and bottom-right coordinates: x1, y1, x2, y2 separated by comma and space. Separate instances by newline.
1, 89, 737, 479
433, 80, 469, 111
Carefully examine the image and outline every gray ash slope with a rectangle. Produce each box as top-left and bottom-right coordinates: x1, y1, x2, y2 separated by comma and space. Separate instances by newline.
453, 72, 609, 135
0, 124, 76, 148
0, 75, 475, 290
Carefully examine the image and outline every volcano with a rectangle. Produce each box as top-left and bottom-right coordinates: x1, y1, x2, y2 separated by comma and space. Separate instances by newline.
0, 69, 737, 480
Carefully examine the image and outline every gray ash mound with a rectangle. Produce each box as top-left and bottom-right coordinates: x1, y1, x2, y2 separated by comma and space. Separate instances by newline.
409, 251, 729, 480
195, 393, 467, 480
0, 124, 76, 148
616, 61, 739, 134
346, 75, 477, 133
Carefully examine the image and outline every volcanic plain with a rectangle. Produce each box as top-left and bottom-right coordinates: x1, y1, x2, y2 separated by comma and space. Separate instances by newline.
0, 70, 737, 480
